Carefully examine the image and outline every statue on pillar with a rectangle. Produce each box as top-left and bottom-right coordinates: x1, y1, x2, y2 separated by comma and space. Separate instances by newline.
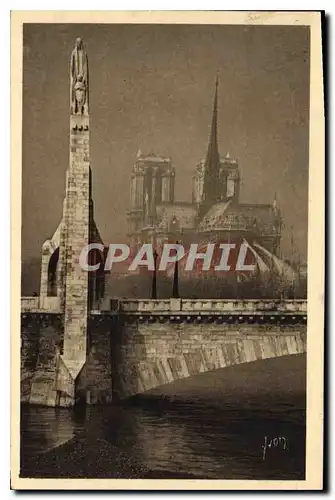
70, 37, 89, 116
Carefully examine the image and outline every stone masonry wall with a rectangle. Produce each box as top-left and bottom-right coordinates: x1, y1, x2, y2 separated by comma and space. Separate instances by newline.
76, 316, 114, 404
21, 316, 40, 403
21, 315, 64, 406
112, 319, 307, 399
21, 314, 114, 407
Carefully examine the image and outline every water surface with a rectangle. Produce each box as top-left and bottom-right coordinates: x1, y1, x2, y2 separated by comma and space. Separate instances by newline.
21, 354, 306, 479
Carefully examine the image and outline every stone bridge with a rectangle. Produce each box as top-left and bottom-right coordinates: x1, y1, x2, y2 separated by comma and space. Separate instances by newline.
21, 298, 307, 406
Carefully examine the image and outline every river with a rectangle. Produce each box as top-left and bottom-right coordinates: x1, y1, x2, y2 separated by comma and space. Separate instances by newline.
20, 354, 306, 480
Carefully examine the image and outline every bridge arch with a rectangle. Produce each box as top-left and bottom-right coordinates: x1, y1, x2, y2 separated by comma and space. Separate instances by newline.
111, 317, 306, 399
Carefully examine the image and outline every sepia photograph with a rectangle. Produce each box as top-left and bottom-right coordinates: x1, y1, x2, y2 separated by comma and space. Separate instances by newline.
11, 11, 324, 490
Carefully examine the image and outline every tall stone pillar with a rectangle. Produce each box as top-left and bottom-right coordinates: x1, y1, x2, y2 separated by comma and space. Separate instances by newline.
57, 37, 92, 399
26, 38, 109, 408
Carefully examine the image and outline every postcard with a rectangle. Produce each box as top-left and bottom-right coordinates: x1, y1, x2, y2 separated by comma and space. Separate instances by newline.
11, 11, 324, 490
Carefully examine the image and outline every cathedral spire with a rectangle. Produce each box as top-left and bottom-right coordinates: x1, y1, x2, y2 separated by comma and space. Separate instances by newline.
202, 75, 221, 207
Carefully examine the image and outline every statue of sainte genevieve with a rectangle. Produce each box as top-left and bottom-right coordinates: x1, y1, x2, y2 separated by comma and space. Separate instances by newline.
70, 37, 89, 116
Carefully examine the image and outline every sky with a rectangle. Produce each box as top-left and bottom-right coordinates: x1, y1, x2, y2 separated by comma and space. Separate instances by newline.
22, 23, 310, 264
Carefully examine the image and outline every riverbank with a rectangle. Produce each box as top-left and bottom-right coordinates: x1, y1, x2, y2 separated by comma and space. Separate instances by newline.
20, 435, 199, 479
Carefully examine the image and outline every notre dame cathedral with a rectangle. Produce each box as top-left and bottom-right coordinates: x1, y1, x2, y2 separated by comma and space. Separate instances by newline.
126, 78, 282, 260
120, 78, 302, 299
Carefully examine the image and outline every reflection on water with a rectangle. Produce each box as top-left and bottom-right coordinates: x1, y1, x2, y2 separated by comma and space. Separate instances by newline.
21, 355, 306, 479
20, 407, 78, 455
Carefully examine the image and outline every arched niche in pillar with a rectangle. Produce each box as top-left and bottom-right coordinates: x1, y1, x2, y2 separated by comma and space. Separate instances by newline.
47, 247, 59, 297
87, 245, 107, 309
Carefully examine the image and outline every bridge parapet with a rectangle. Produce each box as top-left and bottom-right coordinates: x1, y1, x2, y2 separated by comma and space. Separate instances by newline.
117, 298, 307, 315
181, 299, 306, 314
21, 297, 39, 312
21, 296, 61, 313
21, 296, 307, 320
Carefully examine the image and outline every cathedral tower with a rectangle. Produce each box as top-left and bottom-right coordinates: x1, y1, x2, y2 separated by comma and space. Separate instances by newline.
127, 151, 175, 249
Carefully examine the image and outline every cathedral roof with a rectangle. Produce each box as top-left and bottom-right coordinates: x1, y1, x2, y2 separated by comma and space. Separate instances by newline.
155, 202, 197, 231
136, 152, 171, 163
198, 200, 280, 236
165, 239, 296, 285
